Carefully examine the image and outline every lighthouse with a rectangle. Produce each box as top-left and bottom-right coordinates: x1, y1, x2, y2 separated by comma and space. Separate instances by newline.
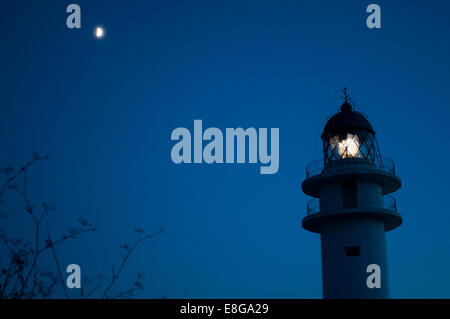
301, 91, 402, 298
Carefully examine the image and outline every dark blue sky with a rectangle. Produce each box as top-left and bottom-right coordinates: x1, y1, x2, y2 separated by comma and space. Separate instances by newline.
1, 0, 450, 298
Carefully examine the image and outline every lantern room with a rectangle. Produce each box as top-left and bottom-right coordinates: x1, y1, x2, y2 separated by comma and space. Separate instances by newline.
322, 100, 381, 167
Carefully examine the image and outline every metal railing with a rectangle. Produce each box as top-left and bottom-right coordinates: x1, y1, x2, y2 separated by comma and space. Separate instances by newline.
305, 159, 324, 179
306, 195, 397, 216
305, 157, 396, 179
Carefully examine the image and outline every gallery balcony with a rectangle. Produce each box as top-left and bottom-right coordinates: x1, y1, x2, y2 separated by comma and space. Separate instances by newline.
302, 194, 402, 233
302, 157, 401, 197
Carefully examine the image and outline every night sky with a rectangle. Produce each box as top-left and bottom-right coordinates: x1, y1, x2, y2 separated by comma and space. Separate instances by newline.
1, 0, 450, 298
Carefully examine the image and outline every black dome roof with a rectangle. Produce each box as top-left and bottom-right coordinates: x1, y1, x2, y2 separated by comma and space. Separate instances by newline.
321, 102, 375, 138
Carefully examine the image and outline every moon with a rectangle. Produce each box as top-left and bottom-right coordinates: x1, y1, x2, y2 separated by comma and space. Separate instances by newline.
95, 26, 105, 39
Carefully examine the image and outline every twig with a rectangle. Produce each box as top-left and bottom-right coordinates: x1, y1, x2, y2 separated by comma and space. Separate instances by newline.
0, 154, 48, 200
86, 274, 105, 298
101, 229, 162, 298
109, 273, 144, 299
45, 222, 69, 299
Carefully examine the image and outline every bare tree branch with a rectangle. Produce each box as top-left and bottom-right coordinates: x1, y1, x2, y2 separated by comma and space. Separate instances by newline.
0, 154, 163, 299
109, 272, 144, 299
101, 228, 163, 298
0, 153, 48, 201
45, 222, 69, 299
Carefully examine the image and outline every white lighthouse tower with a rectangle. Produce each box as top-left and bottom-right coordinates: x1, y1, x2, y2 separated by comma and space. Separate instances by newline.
302, 91, 402, 298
